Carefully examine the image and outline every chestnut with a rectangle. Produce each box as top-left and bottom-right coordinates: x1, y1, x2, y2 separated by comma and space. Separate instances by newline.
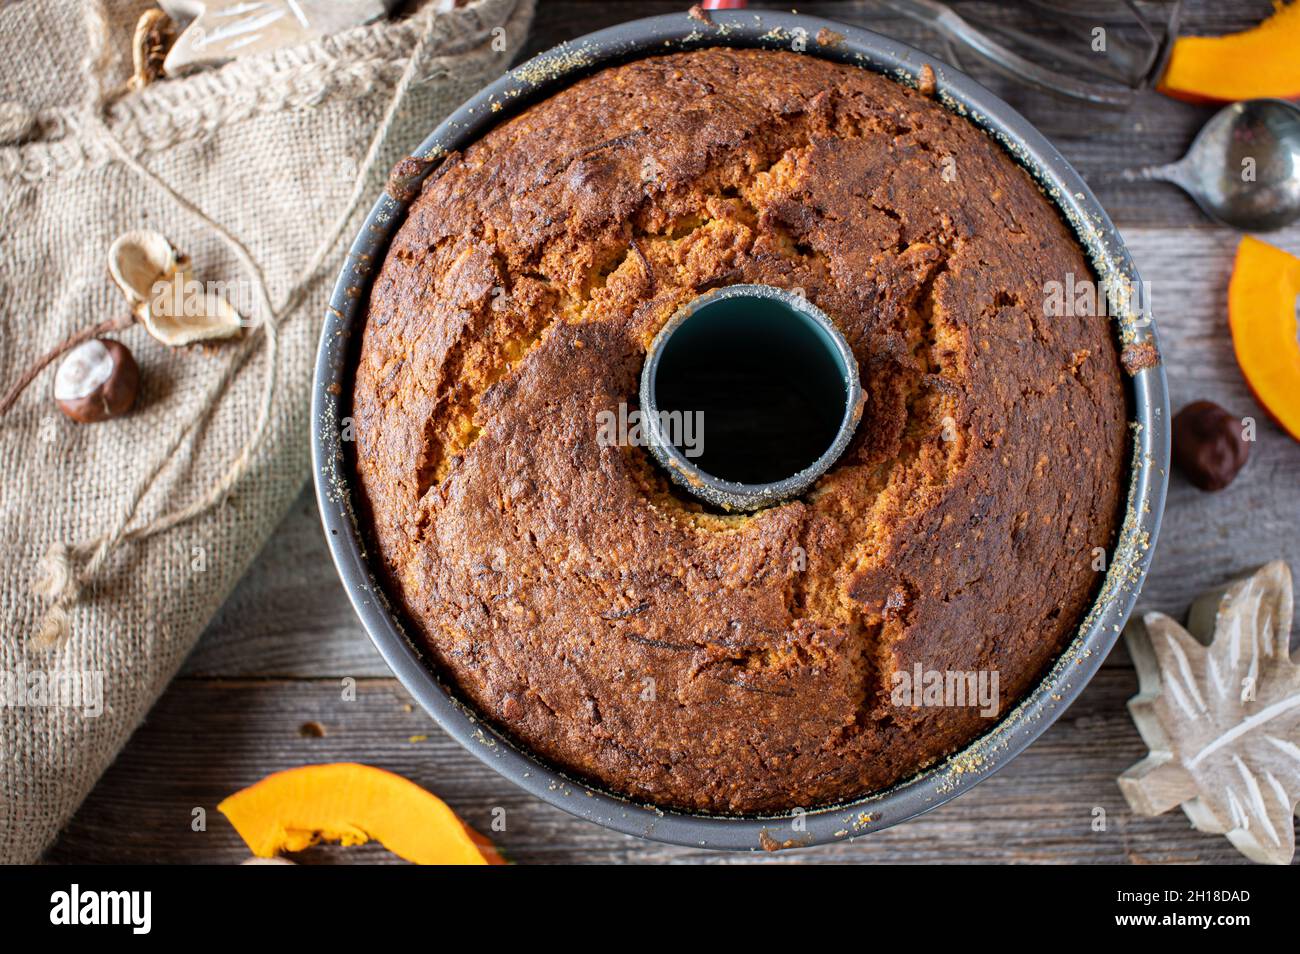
1171, 400, 1249, 492
53, 339, 139, 423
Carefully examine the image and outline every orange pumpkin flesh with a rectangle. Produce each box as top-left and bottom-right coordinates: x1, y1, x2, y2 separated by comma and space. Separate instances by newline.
1158, 2, 1300, 104
1228, 236, 1300, 443
218, 763, 505, 864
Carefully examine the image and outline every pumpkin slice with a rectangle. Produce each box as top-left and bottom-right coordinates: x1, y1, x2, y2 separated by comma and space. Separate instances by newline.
1228, 235, 1300, 443
218, 763, 505, 864
1158, 1, 1300, 103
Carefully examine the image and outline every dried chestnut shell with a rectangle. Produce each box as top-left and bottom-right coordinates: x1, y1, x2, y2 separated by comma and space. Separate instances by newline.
1172, 400, 1249, 492
54, 339, 139, 423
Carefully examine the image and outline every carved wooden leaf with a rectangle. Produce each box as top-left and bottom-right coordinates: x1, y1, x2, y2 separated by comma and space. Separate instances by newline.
1120, 560, 1300, 865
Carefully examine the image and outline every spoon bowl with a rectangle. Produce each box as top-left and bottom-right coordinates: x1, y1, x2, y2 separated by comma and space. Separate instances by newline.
1133, 99, 1300, 231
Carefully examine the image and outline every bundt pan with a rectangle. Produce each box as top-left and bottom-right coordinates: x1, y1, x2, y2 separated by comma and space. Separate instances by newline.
313, 8, 1170, 851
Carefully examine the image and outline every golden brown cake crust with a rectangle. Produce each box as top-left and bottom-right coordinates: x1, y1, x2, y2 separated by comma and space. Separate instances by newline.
353, 48, 1128, 813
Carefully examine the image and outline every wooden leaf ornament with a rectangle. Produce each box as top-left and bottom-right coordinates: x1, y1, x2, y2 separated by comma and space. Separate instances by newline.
1120, 561, 1300, 865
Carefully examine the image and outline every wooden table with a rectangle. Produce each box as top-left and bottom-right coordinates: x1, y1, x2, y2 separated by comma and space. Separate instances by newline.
48, 0, 1300, 864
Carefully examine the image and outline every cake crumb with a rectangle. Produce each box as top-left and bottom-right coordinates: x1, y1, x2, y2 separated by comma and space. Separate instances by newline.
815, 27, 844, 47
1120, 340, 1161, 375
386, 155, 438, 203
917, 63, 937, 96
759, 829, 805, 851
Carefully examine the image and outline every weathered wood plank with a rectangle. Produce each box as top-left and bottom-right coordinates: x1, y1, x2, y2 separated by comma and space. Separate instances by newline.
46, 670, 1249, 864
182, 490, 387, 678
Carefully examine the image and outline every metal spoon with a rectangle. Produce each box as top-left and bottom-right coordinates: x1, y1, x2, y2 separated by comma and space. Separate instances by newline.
1126, 99, 1300, 231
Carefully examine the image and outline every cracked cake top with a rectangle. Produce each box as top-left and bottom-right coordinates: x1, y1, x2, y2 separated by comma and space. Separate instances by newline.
353, 47, 1128, 813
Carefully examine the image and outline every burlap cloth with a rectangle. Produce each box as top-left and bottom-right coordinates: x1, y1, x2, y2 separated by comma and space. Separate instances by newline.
0, 0, 533, 863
